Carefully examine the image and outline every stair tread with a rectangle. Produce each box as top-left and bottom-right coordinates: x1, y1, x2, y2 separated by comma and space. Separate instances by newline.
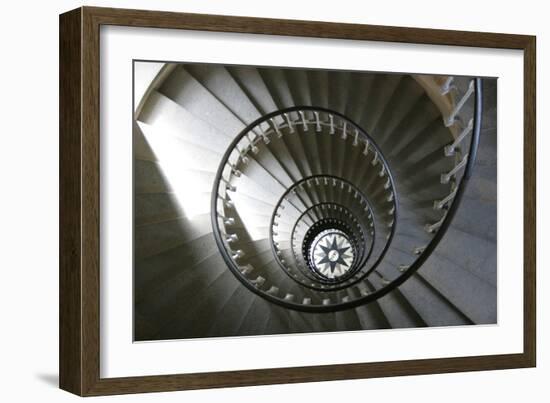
398, 274, 473, 326
418, 256, 497, 324
185, 64, 262, 125
135, 232, 218, 296
160, 66, 247, 137
138, 90, 233, 154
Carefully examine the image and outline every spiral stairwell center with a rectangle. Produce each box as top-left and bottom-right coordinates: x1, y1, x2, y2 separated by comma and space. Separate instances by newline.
133, 63, 497, 341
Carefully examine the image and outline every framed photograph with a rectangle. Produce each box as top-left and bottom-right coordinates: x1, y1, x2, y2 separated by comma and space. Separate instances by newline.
59, 6, 536, 396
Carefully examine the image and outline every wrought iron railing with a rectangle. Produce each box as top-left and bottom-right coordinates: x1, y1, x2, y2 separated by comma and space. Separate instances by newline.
210, 77, 482, 312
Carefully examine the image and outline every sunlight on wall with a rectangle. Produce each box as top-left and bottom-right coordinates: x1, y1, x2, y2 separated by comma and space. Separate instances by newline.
137, 121, 212, 221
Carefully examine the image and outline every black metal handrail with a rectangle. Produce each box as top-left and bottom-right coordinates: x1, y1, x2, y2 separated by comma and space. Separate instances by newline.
211, 107, 398, 310
210, 81, 481, 312
269, 174, 383, 291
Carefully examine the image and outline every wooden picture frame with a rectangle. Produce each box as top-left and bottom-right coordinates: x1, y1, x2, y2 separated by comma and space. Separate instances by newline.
59, 6, 536, 396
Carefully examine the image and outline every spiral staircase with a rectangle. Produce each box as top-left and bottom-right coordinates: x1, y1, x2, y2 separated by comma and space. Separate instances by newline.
133, 63, 497, 341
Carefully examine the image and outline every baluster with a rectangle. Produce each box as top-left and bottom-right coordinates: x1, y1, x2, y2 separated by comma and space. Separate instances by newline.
434, 186, 458, 209
239, 264, 253, 275
313, 111, 322, 132
441, 153, 468, 184
413, 246, 425, 255
221, 177, 236, 192
270, 117, 283, 138
341, 121, 348, 140
226, 234, 239, 243
398, 264, 409, 273
298, 110, 308, 131
251, 276, 265, 287
231, 250, 245, 260
329, 114, 335, 134
258, 123, 270, 144
246, 133, 259, 153
228, 163, 241, 177
371, 152, 379, 166
236, 145, 249, 164
425, 214, 446, 233
363, 139, 370, 156
445, 80, 475, 127
284, 112, 294, 133
219, 214, 235, 226
218, 194, 233, 208
440, 76, 455, 95
444, 118, 474, 156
